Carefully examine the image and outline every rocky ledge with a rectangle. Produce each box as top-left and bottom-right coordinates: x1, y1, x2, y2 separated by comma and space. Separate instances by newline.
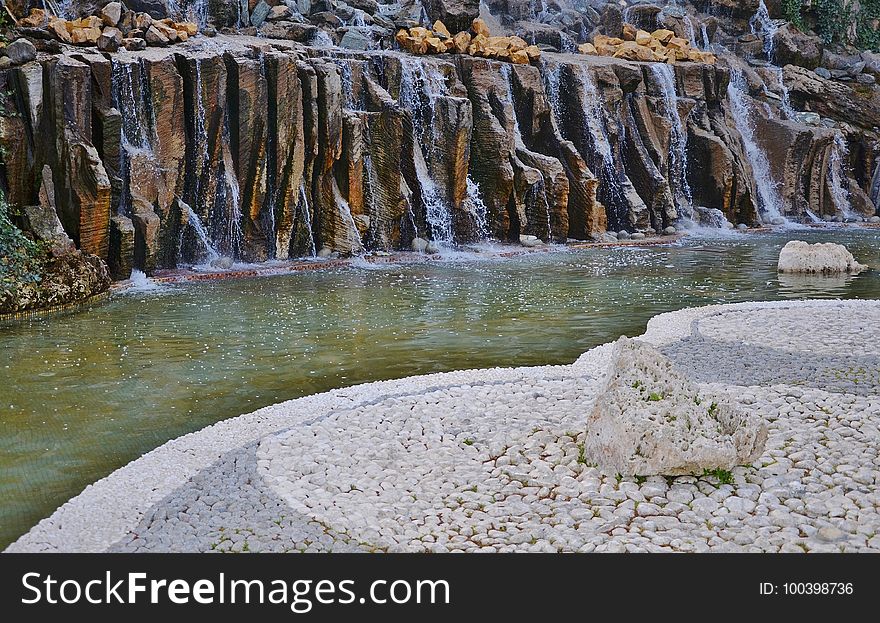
1, 0, 879, 290
7, 300, 879, 553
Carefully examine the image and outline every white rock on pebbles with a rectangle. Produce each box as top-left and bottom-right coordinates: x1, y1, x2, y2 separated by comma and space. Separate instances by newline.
583, 337, 768, 476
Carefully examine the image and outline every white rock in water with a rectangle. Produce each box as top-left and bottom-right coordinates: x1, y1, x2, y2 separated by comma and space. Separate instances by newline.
583, 337, 767, 477
777, 240, 867, 274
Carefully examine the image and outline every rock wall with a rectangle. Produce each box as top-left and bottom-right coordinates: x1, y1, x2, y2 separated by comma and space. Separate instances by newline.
2, 9, 878, 278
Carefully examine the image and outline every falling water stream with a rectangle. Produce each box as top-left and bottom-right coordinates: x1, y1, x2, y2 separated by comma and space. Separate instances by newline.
727, 69, 785, 223
649, 63, 693, 219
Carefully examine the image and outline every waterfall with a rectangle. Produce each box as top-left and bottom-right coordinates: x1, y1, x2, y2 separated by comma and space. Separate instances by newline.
43, 0, 74, 20
186, 0, 210, 30
727, 69, 785, 223
542, 61, 563, 124
310, 30, 335, 48
649, 64, 693, 219
749, 0, 795, 119
332, 181, 365, 253
297, 185, 317, 257
571, 65, 627, 226
466, 176, 490, 240
110, 60, 155, 216
399, 60, 455, 246
180, 201, 220, 264
828, 134, 855, 220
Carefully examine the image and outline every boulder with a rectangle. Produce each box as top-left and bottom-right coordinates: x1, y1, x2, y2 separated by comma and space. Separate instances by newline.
101, 2, 123, 27
5, 39, 37, 65
583, 337, 768, 476
777, 240, 867, 274
771, 24, 822, 70
18, 8, 48, 28
145, 25, 170, 46
97, 27, 123, 52
421, 0, 479, 34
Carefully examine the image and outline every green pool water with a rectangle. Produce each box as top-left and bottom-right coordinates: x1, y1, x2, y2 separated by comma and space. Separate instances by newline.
2, 228, 879, 548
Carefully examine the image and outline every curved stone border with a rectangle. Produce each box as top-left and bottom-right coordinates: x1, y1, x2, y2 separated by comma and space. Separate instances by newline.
6, 299, 878, 552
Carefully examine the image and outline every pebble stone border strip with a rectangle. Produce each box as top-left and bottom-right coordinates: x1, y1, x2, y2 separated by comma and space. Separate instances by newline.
6, 299, 879, 552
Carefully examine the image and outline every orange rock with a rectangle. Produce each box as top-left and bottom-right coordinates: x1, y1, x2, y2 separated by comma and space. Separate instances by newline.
578, 42, 597, 55
471, 17, 490, 38
175, 21, 199, 37
635, 29, 652, 46
651, 29, 675, 44
20, 8, 48, 28
510, 49, 530, 64
508, 36, 529, 52
432, 20, 451, 39
594, 35, 624, 47
622, 23, 637, 41
468, 33, 488, 56
525, 45, 542, 60
426, 36, 445, 53
452, 31, 471, 53
48, 19, 73, 43
395, 29, 409, 47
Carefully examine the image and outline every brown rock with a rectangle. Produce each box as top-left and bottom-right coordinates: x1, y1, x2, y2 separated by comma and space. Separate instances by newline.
622, 23, 637, 42
97, 27, 123, 52
472, 17, 490, 38
19, 8, 48, 28
525, 45, 541, 61
48, 19, 72, 43
145, 25, 169, 46
101, 2, 123, 27
510, 49, 529, 65
433, 20, 451, 39
578, 42, 597, 55
652, 29, 675, 44
635, 29, 652, 46
452, 31, 471, 53
175, 21, 199, 37
122, 37, 146, 51
667, 36, 688, 50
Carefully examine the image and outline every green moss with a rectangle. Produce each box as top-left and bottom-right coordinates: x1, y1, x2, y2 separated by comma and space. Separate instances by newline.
0, 195, 49, 305
702, 468, 733, 485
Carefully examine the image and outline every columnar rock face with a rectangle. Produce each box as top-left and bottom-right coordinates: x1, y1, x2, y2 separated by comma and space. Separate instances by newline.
0, 22, 876, 279
584, 337, 768, 477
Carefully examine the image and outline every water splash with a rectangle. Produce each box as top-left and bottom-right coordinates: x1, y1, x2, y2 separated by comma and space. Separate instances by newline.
649, 64, 693, 219
43, 0, 74, 20
727, 69, 785, 223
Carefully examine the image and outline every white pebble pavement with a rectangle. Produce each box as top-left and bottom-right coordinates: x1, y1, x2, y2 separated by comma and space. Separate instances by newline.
7, 300, 880, 553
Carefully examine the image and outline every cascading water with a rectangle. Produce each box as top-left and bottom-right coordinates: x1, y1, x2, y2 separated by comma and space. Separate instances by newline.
466, 175, 490, 240
828, 134, 856, 220
185, 0, 210, 29
399, 60, 455, 246
500, 63, 552, 240
570, 65, 628, 227
110, 59, 154, 216
727, 69, 785, 223
749, 0, 795, 119
649, 63, 693, 219
310, 30, 335, 47
179, 201, 220, 264
297, 185, 317, 257
43, 0, 74, 20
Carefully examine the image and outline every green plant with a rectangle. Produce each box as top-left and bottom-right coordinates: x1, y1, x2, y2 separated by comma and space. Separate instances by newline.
463, 438, 474, 446
577, 443, 586, 465
783, 0, 806, 29
647, 392, 663, 402
702, 468, 733, 485
1, 194, 49, 304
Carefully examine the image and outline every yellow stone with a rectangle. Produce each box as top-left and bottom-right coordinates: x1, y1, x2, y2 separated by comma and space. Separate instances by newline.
651, 29, 675, 44
635, 29, 652, 46
472, 17, 490, 38
432, 20, 451, 39
578, 42, 597, 55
